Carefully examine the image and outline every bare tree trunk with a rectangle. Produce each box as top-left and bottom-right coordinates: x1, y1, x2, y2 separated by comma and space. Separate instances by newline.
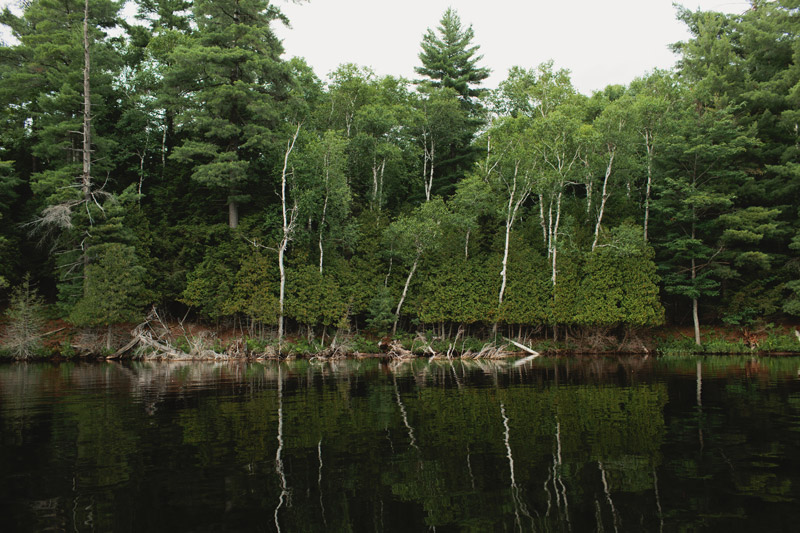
318, 193, 327, 275
691, 217, 701, 346
496, 163, 529, 336
318, 155, 329, 274
423, 135, 435, 202
378, 158, 385, 211
592, 148, 615, 251
464, 228, 470, 260
82, 0, 91, 202
393, 255, 419, 335
371, 156, 386, 211
228, 198, 239, 229
643, 133, 654, 242
137, 147, 146, 200
278, 242, 286, 342
498, 178, 517, 308
551, 190, 563, 286
277, 125, 302, 344
372, 155, 379, 210
539, 193, 548, 246
384, 247, 393, 287
547, 196, 554, 258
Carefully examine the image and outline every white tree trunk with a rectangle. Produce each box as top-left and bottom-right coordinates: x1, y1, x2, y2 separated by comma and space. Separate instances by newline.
591, 148, 615, 251
319, 157, 330, 274
551, 190, 563, 286
378, 158, 385, 211
372, 155, 379, 210
318, 194, 327, 275
393, 255, 419, 335
643, 133, 654, 242
277, 125, 301, 344
498, 184, 516, 308
691, 217, 701, 346
424, 136, 435, 202
539, 193, 548, 247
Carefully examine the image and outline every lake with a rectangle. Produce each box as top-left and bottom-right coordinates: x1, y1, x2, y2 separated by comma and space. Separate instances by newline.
1, 356, 799, 532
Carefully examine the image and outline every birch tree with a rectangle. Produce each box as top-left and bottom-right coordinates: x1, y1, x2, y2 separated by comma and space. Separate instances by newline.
587, 96, 634, 251
298, 130, 351, 275
415, 87, 465, 201
628, 71, 678, 242
497, 62, 583, 286
483, 117, 537, 318
385, 198, 448, 334
532, 106, 584, 286
276, 124, 301, 343
326, 63, 375, 137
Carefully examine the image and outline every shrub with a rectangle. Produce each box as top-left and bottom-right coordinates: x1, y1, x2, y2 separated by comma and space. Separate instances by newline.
2, 275, 47, 359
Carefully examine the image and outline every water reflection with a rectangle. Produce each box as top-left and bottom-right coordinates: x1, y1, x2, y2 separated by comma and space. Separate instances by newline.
0, 356, 799, 532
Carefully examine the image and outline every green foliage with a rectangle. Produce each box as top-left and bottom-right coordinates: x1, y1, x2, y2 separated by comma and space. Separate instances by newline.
166, 0, 291, 225
415, 7, 489, 110
350, 334, 380, 354
417, 256, 497, 325
182, 249, 237, 321
1, 275, 48, 359
577, 226, 665, 328
69, 243, 147, 327
0, 0, 799, 344
285, 264, 348, 330
365, 286, 395, 332
498, 249, 553, 326
227, 252, 279, 325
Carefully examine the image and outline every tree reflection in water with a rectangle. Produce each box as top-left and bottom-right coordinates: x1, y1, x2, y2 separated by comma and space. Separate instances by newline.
1, 356, 799, 531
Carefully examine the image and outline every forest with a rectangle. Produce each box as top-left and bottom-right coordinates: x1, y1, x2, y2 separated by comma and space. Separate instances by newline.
0, 0, 798, 356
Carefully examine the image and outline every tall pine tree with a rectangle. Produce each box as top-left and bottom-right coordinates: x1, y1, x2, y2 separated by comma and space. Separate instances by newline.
167, 0, 290, 228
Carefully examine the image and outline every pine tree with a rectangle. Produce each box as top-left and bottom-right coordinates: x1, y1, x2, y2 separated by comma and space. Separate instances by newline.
415, 8, 490, 114
414, 8, 490, 198
167, 0, 290, 228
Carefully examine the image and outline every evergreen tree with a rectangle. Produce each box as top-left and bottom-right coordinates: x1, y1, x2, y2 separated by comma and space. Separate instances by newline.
0, 160, 18, 289
0, 0, 122, 207
69, 242, 146, 349
415, 8, 490, 114
415, 8, 490, 197
167, 0, 290, 228
653, 99, 755, 344
2, 274, 47, 359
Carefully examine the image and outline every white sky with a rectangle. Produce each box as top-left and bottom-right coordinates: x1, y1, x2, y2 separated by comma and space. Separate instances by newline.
1, 0, 752, 95
274, 0, 751, 94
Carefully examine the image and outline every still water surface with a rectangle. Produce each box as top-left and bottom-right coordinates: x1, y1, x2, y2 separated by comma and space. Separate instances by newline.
1, 356, 800, 532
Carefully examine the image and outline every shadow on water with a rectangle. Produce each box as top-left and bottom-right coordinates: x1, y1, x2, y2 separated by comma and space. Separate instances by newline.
1, 355, 800, 532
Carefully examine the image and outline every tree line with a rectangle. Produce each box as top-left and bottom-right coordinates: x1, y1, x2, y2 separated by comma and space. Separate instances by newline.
0, 0, 798, 348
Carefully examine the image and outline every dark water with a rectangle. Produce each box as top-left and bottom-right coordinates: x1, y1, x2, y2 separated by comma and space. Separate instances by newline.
1, 356, 800, 532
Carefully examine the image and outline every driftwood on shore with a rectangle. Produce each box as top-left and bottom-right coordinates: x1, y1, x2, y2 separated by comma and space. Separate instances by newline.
109, 307, 228, 361
105, 307, 547, 361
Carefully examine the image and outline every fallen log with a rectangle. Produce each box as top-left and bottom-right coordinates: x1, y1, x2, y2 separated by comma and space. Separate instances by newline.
107, 336, 138, 359
503, 337, 540, 357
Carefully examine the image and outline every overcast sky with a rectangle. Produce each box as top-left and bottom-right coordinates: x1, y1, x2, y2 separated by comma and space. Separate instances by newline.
1, 0, 752, 95
274, 0, 751, 94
